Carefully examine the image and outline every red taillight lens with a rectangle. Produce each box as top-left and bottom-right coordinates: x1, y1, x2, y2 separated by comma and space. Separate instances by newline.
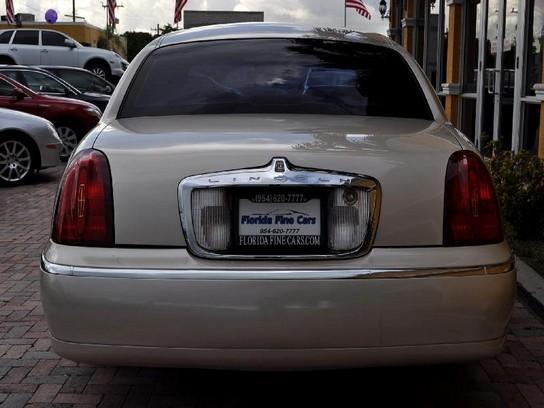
52, 149, 114, 246
444, 150, 503, 246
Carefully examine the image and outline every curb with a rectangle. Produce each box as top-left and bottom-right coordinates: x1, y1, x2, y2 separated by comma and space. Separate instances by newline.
517, 258, 544, 319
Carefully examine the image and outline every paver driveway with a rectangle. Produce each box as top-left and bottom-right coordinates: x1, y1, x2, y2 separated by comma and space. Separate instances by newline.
1, 167, 544, 408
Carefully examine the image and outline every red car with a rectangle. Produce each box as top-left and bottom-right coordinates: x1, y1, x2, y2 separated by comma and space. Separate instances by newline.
0, 73, 101, 157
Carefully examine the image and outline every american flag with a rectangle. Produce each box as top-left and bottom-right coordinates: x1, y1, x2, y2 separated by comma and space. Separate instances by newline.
107, 0, 116, 27
346, 0, 371, 20
174, 0, 188, 24
5, 0, 15, 25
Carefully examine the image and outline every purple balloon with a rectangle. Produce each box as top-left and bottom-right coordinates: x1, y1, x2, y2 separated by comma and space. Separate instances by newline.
45, 9, 57, 24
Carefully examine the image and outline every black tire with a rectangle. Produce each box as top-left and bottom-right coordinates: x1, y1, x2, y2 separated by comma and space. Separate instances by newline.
0, 56, 15, 65
85, 60, 111, 82
0, 136, 35, 187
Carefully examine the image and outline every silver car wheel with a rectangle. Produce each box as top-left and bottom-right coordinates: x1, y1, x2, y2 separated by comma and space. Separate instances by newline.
0, 140, 32, 183
91, 67, 106, 79
57, 126, 79, 158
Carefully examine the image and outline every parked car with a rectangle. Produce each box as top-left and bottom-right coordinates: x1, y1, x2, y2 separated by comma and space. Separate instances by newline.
0, 73, 101, 158
0, 29, 128, 82
0, 107, 61, 186
41, 24, 515, 370
0, 66, 110, 112
37, 66, 115, 95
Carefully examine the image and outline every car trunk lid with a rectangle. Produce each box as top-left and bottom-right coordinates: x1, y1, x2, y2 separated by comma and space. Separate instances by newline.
93, 114, 461, 248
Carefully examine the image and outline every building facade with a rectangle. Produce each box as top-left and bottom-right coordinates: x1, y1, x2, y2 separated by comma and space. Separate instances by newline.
0, 19, 105, 48
183, 10, 264, 30
0, 17, 127, 57
389, 0, 544, 156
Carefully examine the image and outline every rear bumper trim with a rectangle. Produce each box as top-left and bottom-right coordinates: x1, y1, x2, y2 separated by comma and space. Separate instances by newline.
40, 254, 514, 280
49, 334, 506, 370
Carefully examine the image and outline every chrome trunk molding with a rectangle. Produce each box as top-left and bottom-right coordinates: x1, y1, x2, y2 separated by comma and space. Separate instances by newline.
177, 158, 381, 260
41, 255, 515, 280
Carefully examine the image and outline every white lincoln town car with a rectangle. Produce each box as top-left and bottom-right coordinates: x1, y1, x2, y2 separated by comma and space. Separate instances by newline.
41, 23, 515, 370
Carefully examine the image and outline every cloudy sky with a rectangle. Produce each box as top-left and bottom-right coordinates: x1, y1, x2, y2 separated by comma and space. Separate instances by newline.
16, 0, 388, 34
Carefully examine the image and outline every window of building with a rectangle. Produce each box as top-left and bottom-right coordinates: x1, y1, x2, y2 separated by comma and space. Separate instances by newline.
463, 0, 481, 93
461, 98, 477, 141
423, 0, 447, 92
441, 2, 449, 88
525, 0, 544, 95
522, 103, 541, 153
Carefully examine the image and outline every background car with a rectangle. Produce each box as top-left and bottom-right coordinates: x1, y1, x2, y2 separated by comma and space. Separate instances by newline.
0, 73, 101, 158
38, 66, 115, 95
0, 107, 61, 186
0, 29, 128, 82
0, 66, 110, 111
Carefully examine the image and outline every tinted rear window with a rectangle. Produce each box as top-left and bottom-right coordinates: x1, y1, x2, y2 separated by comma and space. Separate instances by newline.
12, 30, 39, 45
119, 39, 433, 120
0, 31, 13, 44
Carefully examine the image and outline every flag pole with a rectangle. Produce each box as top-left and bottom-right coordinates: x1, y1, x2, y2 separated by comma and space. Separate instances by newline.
344, 0, 346, 27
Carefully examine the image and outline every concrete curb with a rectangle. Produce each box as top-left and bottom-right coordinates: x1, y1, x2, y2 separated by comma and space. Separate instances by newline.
517, 258, 544, 318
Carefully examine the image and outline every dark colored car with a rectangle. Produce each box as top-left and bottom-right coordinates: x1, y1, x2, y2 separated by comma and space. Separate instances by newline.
0, 73, 101, 157
37, 66, 115, 95
0, 65, 110, 112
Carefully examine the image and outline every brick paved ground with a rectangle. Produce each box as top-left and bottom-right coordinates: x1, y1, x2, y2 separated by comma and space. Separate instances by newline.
2, 167, 544, 407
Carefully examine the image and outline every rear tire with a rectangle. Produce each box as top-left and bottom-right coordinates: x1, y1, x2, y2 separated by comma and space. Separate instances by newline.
85, 61, 111, 82
55, 123, 80, 159
0, 136, 34, 187
0, 56, 15, 65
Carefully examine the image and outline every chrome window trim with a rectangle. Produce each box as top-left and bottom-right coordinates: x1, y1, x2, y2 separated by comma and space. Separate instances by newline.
177, 157, 382, 260
41, 254, 515, 280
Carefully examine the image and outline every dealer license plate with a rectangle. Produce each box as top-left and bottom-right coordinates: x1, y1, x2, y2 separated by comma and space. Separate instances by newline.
238, 193, 321, 248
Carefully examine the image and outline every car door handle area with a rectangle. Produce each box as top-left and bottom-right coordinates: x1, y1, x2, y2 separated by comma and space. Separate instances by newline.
9, 47, 18, 51
40, 49, 48, 53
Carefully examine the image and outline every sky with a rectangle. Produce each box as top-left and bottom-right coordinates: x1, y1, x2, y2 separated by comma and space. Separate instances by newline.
15, 0, 389, 35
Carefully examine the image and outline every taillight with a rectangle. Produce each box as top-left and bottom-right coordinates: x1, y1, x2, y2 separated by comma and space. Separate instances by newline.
52, 149, 114, 246
444, 150, 502, 246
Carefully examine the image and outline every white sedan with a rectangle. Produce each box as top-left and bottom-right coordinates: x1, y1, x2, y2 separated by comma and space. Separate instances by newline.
0, 108, 61, 186
41, 23, 515, 370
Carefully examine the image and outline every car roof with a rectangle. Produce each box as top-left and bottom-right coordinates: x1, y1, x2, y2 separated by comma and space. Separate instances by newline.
37, 66, 90, 73
0, 65, 82, 94
0, 65, 49, 72
157, 23, 397, 49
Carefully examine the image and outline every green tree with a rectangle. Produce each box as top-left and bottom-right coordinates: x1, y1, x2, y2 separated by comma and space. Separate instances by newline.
123, 31, 154, 61
157, 23, 178, 37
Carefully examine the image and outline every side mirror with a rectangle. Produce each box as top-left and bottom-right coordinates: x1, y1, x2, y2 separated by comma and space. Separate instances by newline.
11, 87, 26, 100
64, 39, 76, 48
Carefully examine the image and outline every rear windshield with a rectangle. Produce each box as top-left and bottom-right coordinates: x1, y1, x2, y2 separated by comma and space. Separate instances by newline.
119, 39, 433, 120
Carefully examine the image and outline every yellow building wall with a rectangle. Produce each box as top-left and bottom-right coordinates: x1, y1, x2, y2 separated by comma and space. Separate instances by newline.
0, 22, 103, 47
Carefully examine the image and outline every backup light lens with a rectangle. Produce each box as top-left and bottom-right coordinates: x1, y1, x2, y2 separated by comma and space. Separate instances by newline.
328, 187, 370, 251
191, 188, 231, 251
52, 149, 114, 246
444, 150, 503, 246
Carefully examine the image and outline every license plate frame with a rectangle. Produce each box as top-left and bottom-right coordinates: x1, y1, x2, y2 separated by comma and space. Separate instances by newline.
231, 187, 329, 255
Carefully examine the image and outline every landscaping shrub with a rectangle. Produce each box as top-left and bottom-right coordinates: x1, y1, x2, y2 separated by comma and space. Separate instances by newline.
487, 150, 544, 240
